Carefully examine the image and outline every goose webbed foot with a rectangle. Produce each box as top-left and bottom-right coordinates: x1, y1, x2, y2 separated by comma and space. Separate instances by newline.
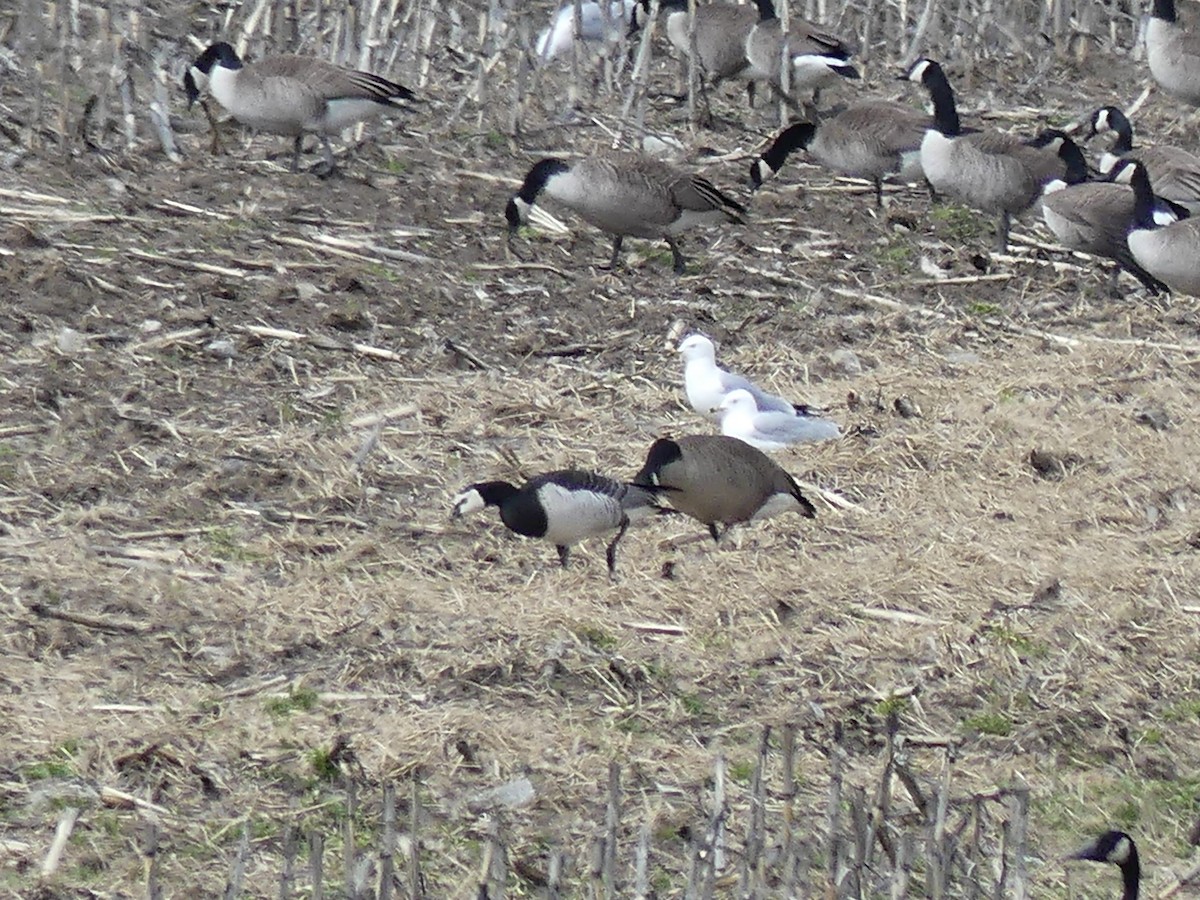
311, 137, 341, 178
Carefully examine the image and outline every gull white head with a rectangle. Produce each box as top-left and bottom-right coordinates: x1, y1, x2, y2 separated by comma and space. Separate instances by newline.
717, 388, 758, 417
677, 333, 717, 364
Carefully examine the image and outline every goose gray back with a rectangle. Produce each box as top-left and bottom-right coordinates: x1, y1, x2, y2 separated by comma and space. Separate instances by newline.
451, 469, 665, 576
750, 101, 929, 206
1040, 177, 1169, 294
1126, 160, 1200, 296
505, 153, 746, 274
1147, 0, 1200, 105
1090, 106, 1200, 214
905, 58, 1087, 251
743, 0, 859, 104
630, 0, 757, 90
184, 42, 416, 173
633, 435, 815, 542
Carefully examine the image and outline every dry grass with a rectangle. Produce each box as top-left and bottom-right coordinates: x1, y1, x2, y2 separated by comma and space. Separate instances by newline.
2, 0, 1200, 895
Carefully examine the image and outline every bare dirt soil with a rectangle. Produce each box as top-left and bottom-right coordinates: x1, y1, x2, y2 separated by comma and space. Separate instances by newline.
2, 4, 1200, 897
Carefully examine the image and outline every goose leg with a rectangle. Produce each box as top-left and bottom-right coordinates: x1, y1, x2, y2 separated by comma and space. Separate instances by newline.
290, 136, 303, 173
707, 523, 722, 542
606, 235, 624, 270
746, 81, 756, 109
994, 211, 1010, 253
201, 99, 223, 156
666, 236, 687, 274
698, 80, 717, 129
873, 176, 884, 209
605, 517, 630, 579
556, 545, 571, 568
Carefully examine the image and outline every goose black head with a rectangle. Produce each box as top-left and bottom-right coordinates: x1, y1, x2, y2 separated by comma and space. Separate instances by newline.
751, 122, 817, 190
185, 42, 243, 108
634, 438, 684, 487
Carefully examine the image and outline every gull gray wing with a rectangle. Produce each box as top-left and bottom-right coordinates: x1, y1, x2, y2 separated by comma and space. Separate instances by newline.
752, 409, 841, 443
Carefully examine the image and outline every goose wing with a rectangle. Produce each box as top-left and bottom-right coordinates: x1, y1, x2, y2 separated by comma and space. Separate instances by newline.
256, 55, 415, 103
669, 172, 747, 221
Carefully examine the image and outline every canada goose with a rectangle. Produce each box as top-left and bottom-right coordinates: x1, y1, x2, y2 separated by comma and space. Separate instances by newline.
678, 333, 813, 418
505, 153, 746, 273
1067, 831, 1140, 900
1040, 175, 1170, 294
184, 42, 415, 173
718, 389, 840, 450
628, 0, 758, 115
749, 102, 929, 206
451, 469, 664, 575
1089, 105, 1200, 214
743, 0, 859, 107
633, 435, 815, 541
1146, 0, 1200, 105
537, 0, 637, 63
1126, 159, 1200, 295
904, 58, 1088, 252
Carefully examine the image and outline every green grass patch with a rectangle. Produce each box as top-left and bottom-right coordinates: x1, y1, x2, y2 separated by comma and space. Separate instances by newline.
873, 241, 916, 271
367, 262, 401, 283
727, 759, 756, 784
930, 203, 987, 240
308, 747, 341, 783
575, 625, 617, 651
967, 301, 1001, 316
984, 624, 1049, 658
265, 686, 320, 720
874, 695, 911, 719
204, 526, 265, 563
962, 713, 1012, 737
22, 740, 80, 780
680, 693, 708, 717
1163, 697, 1200, 722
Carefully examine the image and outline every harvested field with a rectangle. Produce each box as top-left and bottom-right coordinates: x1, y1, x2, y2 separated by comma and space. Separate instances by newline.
2, 0, 1200, 896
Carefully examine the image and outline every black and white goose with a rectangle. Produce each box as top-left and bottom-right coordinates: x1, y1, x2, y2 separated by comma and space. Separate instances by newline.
749, 102, 930, 207
1040, 159, 1185, 294
1146, 0, 1200, 105
1089, 105, 1200, 214
904, 57, 1088, 252
451, 469, 664, 576
633, 435, 815, 542
1067, 830, 1140, 900
743, 0, 859, 107
628, 0, 758, 117
184, 42, 416, 173
1126, 159, 1200, 296
505, 153, 746, 273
